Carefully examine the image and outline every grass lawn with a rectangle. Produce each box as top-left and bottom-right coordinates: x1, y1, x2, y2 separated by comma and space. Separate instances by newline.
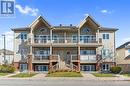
46, 72, 83, 77
122, 74, 130, 77
11, 73, 37, 78
0, 73, 9, 76
92, 73, 116, 77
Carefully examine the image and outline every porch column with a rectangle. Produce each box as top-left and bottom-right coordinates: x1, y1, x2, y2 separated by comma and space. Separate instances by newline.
50, 29, 52, 43
50, 46, 52, 55
78, 29, 80, 43
78, 46, 80, 71
96, 29, 99, 43
49, 55, 52, 72
78, 46, 80, 55
64, 32, 66, 43
28, 55, 33, 72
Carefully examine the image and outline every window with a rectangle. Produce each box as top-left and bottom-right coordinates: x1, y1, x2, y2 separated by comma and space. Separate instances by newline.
83, 28, 90, 33
20, 64, 27, 72
21, 33, 27, 40
40, 28, 47, 33
103, 34, 109, 39
36, 65, 48, 71
102, 49, 109, 57
72, 35, 77, 43
102, 64, 109, 71
128, 49, 130, 53
80, 50, 96, 55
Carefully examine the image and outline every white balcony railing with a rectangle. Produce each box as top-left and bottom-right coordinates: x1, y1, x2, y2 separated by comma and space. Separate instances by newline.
52, 37, 78, 43
71, 55, 78, 61
28, 35, 101, 44
80, 55, 97, 62
33, 54, 49, 60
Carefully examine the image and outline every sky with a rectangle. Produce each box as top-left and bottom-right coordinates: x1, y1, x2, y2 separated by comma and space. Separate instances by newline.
0, 0, 130, 51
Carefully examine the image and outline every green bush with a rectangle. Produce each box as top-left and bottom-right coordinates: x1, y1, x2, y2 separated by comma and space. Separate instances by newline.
0, 65, 15, 73
110, 66, 122, 74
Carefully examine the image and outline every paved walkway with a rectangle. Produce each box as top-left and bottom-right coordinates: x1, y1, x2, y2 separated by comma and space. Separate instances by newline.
31, 73, 46, 79
81, 72, 130, 81
82, 72, 97, 80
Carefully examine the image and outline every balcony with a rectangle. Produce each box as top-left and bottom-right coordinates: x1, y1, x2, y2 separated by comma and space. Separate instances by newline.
71, 55, 79, 62
28, 35, 102, 47
32, 54, 50, 63
34, 35, 50, 44
52, 37, 78, 43
80, 55, 97, 63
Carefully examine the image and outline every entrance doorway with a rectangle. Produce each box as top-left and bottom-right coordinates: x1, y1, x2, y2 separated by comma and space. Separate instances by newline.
80, 65, 96, 71
35, 65, 48, 71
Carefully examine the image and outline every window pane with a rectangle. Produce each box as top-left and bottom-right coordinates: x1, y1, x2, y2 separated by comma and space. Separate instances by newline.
103, 34, 105, 39
106, 34, 109, 39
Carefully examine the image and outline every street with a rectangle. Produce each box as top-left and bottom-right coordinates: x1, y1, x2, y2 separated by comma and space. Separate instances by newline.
0, 79, 129, 86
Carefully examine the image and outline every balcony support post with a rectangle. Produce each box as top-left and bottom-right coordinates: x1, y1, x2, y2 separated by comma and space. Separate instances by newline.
96, 29, 99, 43
78, 29, 80, 43
64, 32, 66, 43
50, 46, 52, 55
50, 29, 52, 43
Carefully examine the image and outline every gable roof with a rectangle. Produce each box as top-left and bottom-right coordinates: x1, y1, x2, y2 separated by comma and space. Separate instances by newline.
11, 15, 118, 32
12, 27, 30, 31
29, 15, 52, 28
78, 14, 100, 28
117, 41, 130, 50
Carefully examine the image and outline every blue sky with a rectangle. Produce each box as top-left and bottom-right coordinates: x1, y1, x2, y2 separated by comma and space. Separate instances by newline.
0, 0, 130, 50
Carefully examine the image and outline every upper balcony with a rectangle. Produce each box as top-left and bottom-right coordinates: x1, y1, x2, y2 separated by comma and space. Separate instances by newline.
28, 35, 102, 47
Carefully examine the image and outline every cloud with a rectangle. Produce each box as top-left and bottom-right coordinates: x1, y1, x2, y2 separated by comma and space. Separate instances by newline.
15, 4, 39, 16
100, 9, 113, 14
0, 31, 14, 51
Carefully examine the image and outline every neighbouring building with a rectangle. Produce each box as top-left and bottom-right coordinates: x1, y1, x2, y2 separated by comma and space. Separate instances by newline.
0, 49, 14, 65
12, 15, 118, 72
116, 41, 130, 73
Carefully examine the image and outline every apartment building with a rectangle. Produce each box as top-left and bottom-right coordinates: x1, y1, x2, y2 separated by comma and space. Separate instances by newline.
12, 15, 118, 72
116, 41, 130, 73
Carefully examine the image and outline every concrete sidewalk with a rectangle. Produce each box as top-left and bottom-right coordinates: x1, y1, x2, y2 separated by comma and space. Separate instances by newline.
82, 72, 130, 81
0, 72, 130, 81
31, 73, 46, 79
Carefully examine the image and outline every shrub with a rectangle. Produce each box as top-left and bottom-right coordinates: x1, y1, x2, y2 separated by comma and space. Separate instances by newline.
0, 65, 15, 73
110, 66, 122, 74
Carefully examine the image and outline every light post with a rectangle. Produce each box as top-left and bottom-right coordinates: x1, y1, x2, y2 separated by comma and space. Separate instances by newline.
2, 34, 6, 65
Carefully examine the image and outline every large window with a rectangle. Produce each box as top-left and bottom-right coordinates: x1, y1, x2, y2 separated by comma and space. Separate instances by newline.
102, 64, 110, 71
21, 33, 27, 40
80, 50, 96, 55
72, 35, 77, 43
80, 65, 95, 71
103, 34, 109, 39
80, 35, 96, 43
34, 35, 50, 43
102, 49, 109, 57
20, 63, 27, 72
35, 65, 48, 71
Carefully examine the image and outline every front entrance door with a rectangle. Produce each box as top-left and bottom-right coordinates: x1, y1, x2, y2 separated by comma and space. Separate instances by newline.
84, 65, 90, 71
81, 65, 96, 71
35, 65, 48, 71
